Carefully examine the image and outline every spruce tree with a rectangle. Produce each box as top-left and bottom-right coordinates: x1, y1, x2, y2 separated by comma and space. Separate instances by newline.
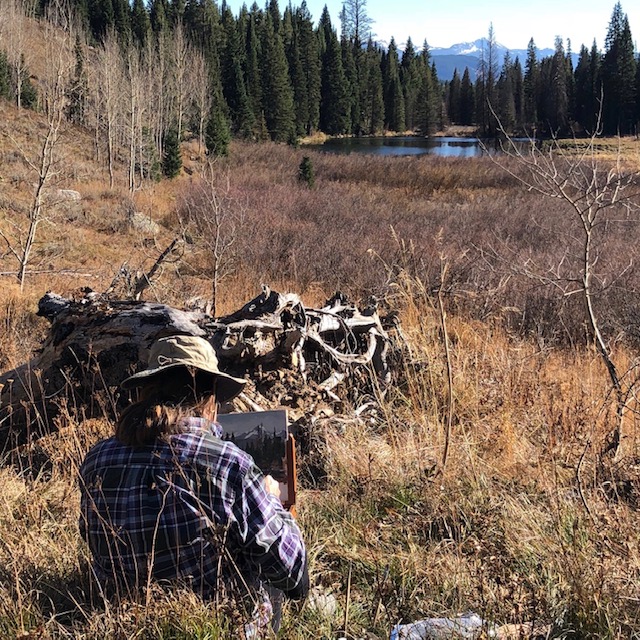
162, 126, 182, 177
87, 0, 114, 40
287, 11, 309, 136
362, 37, 384, 134
512, 57, 524, 129
341, 35, 357, 134
523, 38, 539, 130
296, 2, 321, 134
260, 11, 296, 142
416, 42, 437, 135
244, 8, 264, 136
150, 0, 169, 36
205, 102, 231, 156
459, 67, 475, 125
220, 5, 254, 137
448, 68, 461, 124
496, 52, 515, 132
574, 44, 597, 132
536, 40, 570, 136
383, 38, 405, 132
601, 3, 636, 135
131, 0, 151, 47
320, 26, 350, 134
20, 59, 38, 110
298, 155, 314, 187
401, 38, 422, 131
0, 50, 10, 101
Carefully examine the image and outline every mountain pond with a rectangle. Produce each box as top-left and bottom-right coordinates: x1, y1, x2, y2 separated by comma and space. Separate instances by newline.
305, 135, 532, 158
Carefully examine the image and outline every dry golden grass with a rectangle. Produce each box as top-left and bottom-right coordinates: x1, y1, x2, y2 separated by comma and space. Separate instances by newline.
1, 98, 640, 638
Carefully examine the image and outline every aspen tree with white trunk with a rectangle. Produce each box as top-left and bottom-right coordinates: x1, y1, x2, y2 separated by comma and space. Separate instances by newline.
0, 0, 73, 290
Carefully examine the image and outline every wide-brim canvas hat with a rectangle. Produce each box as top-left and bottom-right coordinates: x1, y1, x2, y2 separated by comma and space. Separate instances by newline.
121, 335, 246, 403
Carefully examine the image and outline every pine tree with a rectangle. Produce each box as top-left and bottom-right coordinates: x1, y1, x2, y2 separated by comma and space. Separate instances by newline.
261, 11, 296, 141
601, 3, 636, 135
287, 11, 308, 136
574, 44, 599, 133
20, 57, 38, 110
319, 17, 350, 134
317, 5, 332, 57
512, 57, 524, 129
523, 38, 539, 130
361, 37, 384, 134
296, 2, 321, 134
205, 102, 231, 156
150, 0, 170, 36
496, 52, 516, 132
459, 67, 474, 125
563, 40, 576, 128
401, 37, 421, 130
448, 68, 461, 124
220, 5, 254, 137
416, 42, 437, 134
268, 0, 282, 35
0, 50, 11, 101
244, 7, 264, 135
169, 0, 186, 25
112, 0, 131, 42
341, 35, 357, 134
383, 37, 405, 132
538, 37, 570, 135
69, 0, 90, 34
162, 126, 182, 177
131, 0, 151, 47
87, 0, 114, 40
298, 156, 314, 187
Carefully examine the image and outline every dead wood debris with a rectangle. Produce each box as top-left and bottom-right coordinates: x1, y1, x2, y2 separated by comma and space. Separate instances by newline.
0, 285, 402, 453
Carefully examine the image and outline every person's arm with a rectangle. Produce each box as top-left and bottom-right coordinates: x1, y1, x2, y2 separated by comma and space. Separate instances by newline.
233, 463, 309, 600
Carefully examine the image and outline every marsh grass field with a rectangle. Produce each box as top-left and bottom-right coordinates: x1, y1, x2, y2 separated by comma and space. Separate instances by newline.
1, 100, 640, 638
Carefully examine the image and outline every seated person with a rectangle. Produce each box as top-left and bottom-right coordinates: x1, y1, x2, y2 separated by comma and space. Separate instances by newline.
79, 335, 308, 635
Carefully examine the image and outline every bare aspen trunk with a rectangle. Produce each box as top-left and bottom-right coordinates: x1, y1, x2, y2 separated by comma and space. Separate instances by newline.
0, 0, 71, 290
99, 33, 123, 189
172, 20, 189, 143
191, 50, 211, 156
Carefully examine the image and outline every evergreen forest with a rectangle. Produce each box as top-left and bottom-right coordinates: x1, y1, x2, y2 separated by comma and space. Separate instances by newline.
0, 0, 638, 183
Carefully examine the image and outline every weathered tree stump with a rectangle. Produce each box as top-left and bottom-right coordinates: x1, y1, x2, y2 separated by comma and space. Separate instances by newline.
0, 286, 393, 453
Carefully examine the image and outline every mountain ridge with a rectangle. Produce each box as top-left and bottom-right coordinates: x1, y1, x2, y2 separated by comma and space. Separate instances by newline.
428, 37, 579, 82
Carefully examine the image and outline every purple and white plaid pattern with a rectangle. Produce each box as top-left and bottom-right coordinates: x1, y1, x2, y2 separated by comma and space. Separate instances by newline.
79, 417, 307, 611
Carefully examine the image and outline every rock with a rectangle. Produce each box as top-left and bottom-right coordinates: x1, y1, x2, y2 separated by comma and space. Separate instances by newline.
307, 586, 339, 618
127, 210, 160, 236
57, 189, 82, 201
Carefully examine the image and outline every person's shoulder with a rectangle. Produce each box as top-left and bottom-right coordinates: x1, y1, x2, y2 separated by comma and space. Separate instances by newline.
80, 436, 122, 473
84, 436, 118, 458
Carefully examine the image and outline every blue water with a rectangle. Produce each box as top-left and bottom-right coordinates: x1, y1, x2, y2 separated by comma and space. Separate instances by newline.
306, 136, 505, 158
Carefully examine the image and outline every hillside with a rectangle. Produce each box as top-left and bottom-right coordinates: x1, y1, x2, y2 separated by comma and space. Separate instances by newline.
1, 85, 640, 640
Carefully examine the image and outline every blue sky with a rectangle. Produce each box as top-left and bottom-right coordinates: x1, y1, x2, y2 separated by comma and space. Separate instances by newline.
268, 0, 639, 51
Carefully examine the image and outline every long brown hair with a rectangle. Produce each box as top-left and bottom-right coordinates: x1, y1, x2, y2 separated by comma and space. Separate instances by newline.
116, 367, 218, 447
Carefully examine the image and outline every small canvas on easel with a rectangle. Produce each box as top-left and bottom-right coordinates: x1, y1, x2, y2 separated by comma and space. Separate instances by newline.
217, 409, 297, 511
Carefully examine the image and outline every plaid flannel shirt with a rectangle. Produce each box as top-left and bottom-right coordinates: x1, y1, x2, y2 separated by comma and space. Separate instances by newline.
79, 417, 307, 606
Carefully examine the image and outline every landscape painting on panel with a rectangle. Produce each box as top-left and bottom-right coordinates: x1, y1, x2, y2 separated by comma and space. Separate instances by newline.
217, 409, 295, 507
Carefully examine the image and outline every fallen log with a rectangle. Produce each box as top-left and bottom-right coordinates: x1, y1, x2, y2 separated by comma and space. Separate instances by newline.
0, 285, 393, 453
